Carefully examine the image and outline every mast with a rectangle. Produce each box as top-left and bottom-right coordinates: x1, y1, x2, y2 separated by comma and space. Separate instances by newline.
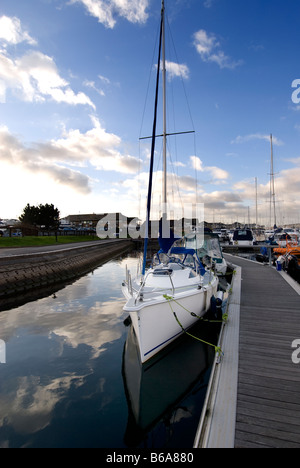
162, 0, 167, 209
141, 0, 194, 276
141, 1, 164, 277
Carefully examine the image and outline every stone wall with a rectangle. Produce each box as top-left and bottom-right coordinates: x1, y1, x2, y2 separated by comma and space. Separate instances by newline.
0, 240, 133, 310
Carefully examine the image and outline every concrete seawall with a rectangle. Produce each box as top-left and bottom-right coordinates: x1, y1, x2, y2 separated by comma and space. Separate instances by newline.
0, 239, 133, 310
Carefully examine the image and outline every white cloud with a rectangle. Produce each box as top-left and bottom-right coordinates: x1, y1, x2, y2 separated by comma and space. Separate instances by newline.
231, 161, 300, 225
0, 16, 95, 108
193, 30, 217, 56
0, 125, 92, 194
206, 166, 229, 181
190, 155, 229, 182
0, 49, 95, 108
98, 74, 111, 85
155, 60, 190, 81
231, 133, 284, 146
173, 161, 186, 168
72, 0, 115, 28
202, 190, 242, 205
286, 156, 300, 164
51, 115, 141, 174
120, 168, 200, 219
0, 117, 141, 195
84, 79, 105, 96
165, 61, 189, 81
0, 16, 37, 46
120, 166, 240, 220
84, 74, 112, 96
193, 29, 242, 69
190, 155, 204, 172
70, 0, 149, 29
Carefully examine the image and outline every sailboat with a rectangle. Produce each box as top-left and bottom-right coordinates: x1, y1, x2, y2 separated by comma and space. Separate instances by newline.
122, 0, 219, 364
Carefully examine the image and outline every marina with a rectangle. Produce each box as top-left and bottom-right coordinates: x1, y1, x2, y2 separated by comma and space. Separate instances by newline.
0, 239, 300, 448
1, 0, 300, 452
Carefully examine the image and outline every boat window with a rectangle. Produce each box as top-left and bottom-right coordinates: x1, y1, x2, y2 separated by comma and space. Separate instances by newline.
153, 269, 173, 276
183, 254, 195, 267
170, 232, 223, 266
184, 233, 205, 251
190, 235, 223, 262
279, 234, 291, 240
189, 269, 197, 278
206, 237, 223, 258
157, 252, 170, 265
233, 230, 253, 241
168, 253, 185, 265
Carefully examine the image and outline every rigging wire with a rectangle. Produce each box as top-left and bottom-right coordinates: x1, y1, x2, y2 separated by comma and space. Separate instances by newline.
138, 21, 161, 222
164, 8, 200, 210
139, 23, 161, 141
165, 13, 196, 134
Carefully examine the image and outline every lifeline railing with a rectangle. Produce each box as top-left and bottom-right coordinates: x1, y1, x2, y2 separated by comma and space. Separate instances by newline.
133, 269, 176, 305
124, 265, 214, 306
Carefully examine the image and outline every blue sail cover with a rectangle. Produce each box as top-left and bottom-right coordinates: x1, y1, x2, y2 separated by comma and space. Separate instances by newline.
158, 237, 175, 253
170, 246, 206, 276
158, 217, 180, 253
170, 247, 196, 256
158, 231, 178, 253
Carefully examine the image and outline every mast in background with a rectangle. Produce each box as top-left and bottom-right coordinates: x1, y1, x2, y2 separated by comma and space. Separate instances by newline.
255, 177, 258, 229
270, 134, 277, 228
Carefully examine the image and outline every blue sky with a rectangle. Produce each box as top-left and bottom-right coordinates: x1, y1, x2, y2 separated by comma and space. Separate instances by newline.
1, 0, 300, 226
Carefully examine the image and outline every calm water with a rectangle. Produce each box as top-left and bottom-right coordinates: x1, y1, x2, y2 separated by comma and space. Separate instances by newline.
0, 251, 220, 448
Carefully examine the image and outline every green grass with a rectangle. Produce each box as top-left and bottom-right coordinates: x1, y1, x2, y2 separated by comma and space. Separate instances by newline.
0, 235, 100, 248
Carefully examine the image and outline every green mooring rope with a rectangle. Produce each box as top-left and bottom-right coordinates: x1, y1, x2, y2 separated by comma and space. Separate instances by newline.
166, 296, 228, 324
163, 294, 224, 358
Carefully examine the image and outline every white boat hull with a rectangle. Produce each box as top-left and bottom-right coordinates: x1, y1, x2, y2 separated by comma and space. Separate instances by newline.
123, 276, 218, 363
234, 240, 254, 246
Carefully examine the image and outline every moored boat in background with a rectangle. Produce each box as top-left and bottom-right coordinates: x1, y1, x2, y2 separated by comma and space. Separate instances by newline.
232, 228, 255, 247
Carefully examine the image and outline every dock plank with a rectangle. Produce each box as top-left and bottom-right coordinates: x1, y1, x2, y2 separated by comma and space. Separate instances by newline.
226, 255, 300, 448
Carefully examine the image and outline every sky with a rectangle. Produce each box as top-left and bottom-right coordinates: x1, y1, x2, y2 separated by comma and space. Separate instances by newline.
1, 0, 300, 227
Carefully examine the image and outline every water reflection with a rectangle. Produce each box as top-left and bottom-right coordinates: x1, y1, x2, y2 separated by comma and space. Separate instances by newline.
0, 251, 219, 448
122, 321, 218, 448
0, 256, 131, 448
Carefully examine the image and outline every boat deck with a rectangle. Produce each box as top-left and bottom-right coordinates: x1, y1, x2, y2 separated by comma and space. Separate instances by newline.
195, 254, 300, 448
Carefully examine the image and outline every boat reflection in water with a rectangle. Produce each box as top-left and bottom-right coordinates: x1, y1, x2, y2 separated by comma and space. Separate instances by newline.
122, 319, 220, 448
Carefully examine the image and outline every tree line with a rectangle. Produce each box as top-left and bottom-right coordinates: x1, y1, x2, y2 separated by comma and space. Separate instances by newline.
19, 203, 60, 230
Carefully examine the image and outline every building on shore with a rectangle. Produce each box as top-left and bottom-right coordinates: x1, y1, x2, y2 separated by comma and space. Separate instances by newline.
62, 213, 137, 234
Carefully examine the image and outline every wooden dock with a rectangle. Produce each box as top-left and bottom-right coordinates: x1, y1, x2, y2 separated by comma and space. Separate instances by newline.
232, 255, 300, 448
195, 255, 300, 448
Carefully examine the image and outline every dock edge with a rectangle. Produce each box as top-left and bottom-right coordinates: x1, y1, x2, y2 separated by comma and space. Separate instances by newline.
193, 263, 241, 448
